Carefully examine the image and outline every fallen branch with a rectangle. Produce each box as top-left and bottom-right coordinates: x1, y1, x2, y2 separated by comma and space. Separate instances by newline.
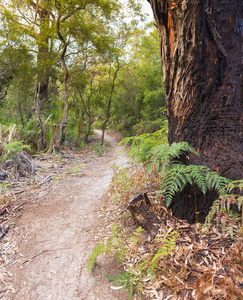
22, 247, 72, 264
38, 175, 52, 186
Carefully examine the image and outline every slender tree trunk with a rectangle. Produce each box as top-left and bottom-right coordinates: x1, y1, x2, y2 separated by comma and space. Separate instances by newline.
37, 8, 51, 104
77, 108, 84, 138
85, 118, 92, 143
36, 82, 46, 150
149, 0, 243, 221
60, 53, 69, 144
56, 13, 69, 144
17, 97, 24, 126
101, 62, 120, 145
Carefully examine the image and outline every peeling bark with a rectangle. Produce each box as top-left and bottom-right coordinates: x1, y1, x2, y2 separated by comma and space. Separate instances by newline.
149, 0, 243, 221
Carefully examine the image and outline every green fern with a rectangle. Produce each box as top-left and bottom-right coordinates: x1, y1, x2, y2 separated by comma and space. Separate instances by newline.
205, 180, 243, 237
162, 164, 230, 207
219, 180, 243, 196
147, 142, 199, 174
87, 241, 105, 272
121, 134, 231, 209
1, 141, 31, 161
140, 141, 230, 207
87, 224, 128, 272
149, 231, 179, 275
105, 270, 141, 299
118, 128, 167, 165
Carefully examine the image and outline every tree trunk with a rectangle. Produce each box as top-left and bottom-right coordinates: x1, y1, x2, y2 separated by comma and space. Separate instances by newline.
60, 56, 69, 144
101, 62, 120, 145
37, 7, 51, 104
149, 0, 243, 221
36, 82, 46, 151
56, 13, 69, 144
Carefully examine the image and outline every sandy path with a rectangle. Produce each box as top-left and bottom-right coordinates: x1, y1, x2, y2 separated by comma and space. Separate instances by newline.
7, 130, 129, 300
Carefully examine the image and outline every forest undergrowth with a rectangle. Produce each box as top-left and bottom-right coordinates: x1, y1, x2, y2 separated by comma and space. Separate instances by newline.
88, 129, 243, 300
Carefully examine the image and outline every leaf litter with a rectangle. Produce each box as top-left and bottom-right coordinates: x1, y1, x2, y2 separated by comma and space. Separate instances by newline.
0, 133, 242, 299
105, 166, 243, 299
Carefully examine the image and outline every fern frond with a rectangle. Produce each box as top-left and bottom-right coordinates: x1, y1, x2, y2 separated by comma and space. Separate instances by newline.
219, 180, 243, 196
161, 162, 230, 207
1, 141, 31, 161
147, 142, 198, 175
162, 164, 193, 206
87, 241, 105, 272
205, 171, 230, 192
204, 192, 243, 238
105, 270, 136, 299
150, 231, 179, 273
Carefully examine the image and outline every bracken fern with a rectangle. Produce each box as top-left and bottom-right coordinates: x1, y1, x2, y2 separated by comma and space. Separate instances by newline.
205, 180, 243, 237
105, 270, 141, 299
1, 141, 31, 161
87, 224, 127, 272
162, 164, 230, 207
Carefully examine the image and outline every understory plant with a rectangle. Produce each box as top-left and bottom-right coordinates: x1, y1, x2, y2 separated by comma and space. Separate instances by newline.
120, 130, 230, 211
105, 270, 142, 300
87, 224, 128, 272
109, 166, 151, 203
92, 142, 110, 156
88, 224, 179, 299
119, 123, 168, 168
205, 180, 243, 237
1, 141, 31, 161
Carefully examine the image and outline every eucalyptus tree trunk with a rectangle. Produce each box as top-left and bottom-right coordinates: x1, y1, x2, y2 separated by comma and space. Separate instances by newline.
56, 14, 69, 144
149, 0, 243, 222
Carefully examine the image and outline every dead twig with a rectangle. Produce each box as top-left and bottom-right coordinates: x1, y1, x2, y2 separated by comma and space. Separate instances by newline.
38, 175, 52, 186
22, 247, 72, 264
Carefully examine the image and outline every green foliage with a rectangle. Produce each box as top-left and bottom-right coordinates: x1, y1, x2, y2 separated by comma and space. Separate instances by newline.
87, 240, 105, 273
88, 225, 144, 274
92, 142, 110, 156
121, 131, 231, 208
130, 226, 144, 244
22, 119, 40, 146
66, 165, 83, 175
1, 141, 31, 161
110, 26, 166, 135
87, 224, 127, 272
110, 166, 132, 202
149, 231, 179, 275
119, 124, 168, 165
147, 141, 198, 174
105, 270, 141, 300
92, 120, 103, 129
161, 164, 230, 207
205, 180, 243, 238
99, 227, 179, 299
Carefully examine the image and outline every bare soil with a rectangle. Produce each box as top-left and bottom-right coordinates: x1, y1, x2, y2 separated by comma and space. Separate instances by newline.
2, 130, 131, 300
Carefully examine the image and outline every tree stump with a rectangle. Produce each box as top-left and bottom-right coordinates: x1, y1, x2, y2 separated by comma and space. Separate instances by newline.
127, 193, 160, 233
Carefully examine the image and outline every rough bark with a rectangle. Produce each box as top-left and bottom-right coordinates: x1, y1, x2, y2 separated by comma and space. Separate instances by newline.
149, 0, 243, 221
127, 193, 160, 233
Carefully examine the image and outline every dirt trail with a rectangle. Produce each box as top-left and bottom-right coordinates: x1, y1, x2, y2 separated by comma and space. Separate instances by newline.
7, 130, 129, 300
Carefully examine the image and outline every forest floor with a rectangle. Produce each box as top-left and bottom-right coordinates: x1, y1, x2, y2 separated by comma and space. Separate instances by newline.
1, 130, 243, 300
0, 130, 135, 300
